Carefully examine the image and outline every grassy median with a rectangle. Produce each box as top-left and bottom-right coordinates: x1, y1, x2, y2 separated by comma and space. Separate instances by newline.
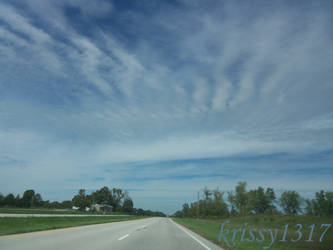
0, 216, 145, 236
174, 215, 333, 250
0, 207, 126, 215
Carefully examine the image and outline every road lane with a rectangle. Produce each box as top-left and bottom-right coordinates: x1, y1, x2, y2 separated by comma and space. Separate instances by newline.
110, 218, 223, 250
0, 217, 223, 250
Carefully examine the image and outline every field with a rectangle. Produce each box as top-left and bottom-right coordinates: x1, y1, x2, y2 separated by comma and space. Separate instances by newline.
174, 215, 333, 250
0, 216, 145, 236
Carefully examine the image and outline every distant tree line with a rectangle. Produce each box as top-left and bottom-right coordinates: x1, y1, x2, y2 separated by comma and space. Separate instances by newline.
71, 187, 129, 212
0, 186, 166, 217
173, 182, 333, 218
70, 186, 166, 216
0, 190, 47, 208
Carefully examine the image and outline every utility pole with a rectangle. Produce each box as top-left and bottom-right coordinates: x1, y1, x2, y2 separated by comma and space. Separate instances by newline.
197, 191, 200, 219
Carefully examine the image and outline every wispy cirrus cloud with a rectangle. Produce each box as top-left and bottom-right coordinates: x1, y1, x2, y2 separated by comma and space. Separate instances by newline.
0, 0, 333, 213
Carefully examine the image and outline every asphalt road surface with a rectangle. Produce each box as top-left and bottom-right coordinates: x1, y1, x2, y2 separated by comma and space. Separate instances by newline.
0, 217, 223, 250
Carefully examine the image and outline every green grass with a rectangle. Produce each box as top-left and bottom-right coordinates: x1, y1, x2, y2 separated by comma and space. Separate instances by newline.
0, 207, 127, 215
0, 216, 145, 236
174, 215, 333, 250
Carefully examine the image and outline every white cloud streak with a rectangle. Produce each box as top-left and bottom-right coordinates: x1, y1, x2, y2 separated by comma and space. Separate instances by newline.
0, 0, 333, 213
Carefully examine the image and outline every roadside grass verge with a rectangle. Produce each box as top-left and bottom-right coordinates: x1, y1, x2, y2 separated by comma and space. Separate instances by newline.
0, 207, 127, 215
174, 215, 333, 250
0, 216, 145, 236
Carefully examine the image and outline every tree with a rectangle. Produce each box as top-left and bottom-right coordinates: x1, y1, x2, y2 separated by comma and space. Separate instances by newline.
265, 188, 276, 212
72, 189, 89, 211
235, 182, 249, 215
211, 188, 229, 217
15, 194, 22, 207
47, 201, 62, 209
203, 187, 212, 200
314, 190, 327, 216
92, 186, 113, 205
227, 191, 237, 216
122, 197, 134, 213
248, 187, 276, 214
174, 210, 184, 218
61, 200, 72, 209
188, 202, 197, 217
182, 187, 229, 218
305, 199, 314, 215
326, 192, 333, 216
136, 208, 145, 216
182, 203, 190, 217
111, 188, 125, 212
0, 193, 4, 206
4, 193, 15, 206
200, 187, 215, 216
280, 191, 302, 214
33, 193, 43, 207
305, 190, 333, 216
22, 190, 35, 208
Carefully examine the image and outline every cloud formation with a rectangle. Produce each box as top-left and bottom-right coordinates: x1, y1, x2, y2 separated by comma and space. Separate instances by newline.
1, 0, 333, 213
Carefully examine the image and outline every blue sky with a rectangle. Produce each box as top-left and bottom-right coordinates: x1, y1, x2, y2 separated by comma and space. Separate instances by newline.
0, 0, 333, 214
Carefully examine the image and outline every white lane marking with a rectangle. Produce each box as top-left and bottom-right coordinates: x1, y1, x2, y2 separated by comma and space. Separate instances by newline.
136, 222, 153, 231
140, 223, 150, 229
118, 234, 130, 241
170, 219, 211, 250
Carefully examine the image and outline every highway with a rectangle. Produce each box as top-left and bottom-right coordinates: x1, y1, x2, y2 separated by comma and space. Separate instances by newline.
0, 217, 223, 250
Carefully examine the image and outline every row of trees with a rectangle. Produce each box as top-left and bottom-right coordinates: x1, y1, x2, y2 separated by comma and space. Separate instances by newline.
0, 187, 166, 217
0, 190, 44, 208
71, 187, 132, 212
71, 187, 165, 216
0, 187, 131, 212
305, 190, 333, 216
174, 182, 333, 218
